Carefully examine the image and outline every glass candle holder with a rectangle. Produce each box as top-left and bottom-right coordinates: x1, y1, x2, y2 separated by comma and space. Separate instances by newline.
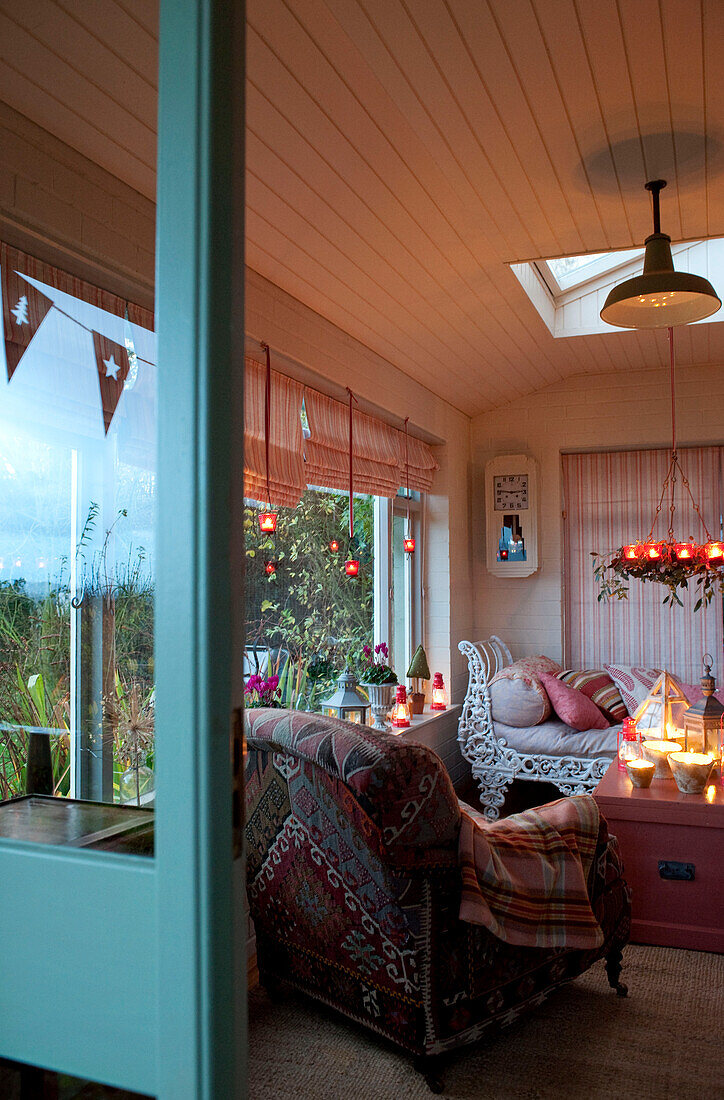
618, 717, 641, 769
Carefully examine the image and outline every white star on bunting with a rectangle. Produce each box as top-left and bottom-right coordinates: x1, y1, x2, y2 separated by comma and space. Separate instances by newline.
103, 354, 120, 380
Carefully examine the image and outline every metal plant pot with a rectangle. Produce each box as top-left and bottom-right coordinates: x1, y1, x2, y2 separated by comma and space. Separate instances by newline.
361, 682, 396, 731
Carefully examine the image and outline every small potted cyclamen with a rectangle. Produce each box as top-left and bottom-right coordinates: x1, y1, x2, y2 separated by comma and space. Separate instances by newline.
359, 642, 398, 730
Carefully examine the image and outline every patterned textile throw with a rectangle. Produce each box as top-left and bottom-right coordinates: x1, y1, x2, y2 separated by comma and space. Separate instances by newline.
458, 795, 604, 951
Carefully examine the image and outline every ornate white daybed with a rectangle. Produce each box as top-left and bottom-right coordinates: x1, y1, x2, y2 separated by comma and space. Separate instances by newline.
458, 637, 619, 820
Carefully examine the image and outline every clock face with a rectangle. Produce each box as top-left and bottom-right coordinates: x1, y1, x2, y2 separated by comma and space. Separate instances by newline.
493, 474, 529, 511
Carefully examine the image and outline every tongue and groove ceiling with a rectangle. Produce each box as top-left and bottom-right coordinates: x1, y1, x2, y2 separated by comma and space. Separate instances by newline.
0, 0, 723, 414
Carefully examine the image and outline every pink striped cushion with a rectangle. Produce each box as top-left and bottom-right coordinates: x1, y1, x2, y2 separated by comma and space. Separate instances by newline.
557, 670, 628, 723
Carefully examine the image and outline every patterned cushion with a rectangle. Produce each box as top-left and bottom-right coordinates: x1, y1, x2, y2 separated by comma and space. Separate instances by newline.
557, 669, 628, 723
540, 673, 609, 731
603, 665, 661, 717
489, 656, 562, 727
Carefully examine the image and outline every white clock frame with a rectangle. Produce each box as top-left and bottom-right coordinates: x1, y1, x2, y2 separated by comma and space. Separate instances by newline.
485, 454, 539, 577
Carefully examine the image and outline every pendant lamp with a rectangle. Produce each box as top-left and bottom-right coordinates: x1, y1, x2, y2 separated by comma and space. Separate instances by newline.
600, 180, 721, 330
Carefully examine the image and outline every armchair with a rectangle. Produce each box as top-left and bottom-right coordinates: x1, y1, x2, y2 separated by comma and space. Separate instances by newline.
245, 708, 630, 1092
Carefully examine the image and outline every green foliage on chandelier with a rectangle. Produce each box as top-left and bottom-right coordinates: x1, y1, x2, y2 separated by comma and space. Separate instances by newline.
591, 544, 724, 611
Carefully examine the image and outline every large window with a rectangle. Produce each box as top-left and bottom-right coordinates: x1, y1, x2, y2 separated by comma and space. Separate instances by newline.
244, 486, 420, 709
0, 245, 155, 805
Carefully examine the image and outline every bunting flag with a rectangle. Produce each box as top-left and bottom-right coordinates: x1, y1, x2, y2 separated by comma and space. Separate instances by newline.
2, 266, 53, 382
92, 331, 131, 434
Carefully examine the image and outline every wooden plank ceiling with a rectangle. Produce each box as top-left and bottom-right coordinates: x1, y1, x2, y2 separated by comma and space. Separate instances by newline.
0, 0, 723, 414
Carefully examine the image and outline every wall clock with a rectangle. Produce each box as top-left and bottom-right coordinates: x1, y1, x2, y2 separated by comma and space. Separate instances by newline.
485, 454, 539, 577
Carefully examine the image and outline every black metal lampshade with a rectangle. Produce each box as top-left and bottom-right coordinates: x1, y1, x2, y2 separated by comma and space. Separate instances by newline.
600, 180, 721, 330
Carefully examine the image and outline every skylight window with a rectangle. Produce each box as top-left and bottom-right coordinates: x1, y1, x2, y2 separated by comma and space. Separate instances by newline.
511, 236, 724, 338
545, 248, 644, 292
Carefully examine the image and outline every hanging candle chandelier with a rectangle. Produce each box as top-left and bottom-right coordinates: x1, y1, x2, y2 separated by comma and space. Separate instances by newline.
593, 327, 724, 609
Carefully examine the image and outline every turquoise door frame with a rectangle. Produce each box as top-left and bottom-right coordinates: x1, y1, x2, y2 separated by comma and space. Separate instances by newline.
0, 0, 245, 1095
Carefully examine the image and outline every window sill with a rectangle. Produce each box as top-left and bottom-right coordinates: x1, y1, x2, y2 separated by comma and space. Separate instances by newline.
393, 705, 461, 737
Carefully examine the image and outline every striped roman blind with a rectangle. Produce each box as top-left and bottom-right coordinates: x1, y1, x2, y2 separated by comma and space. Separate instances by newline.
243, 356, 306, 507
562, 447, 724, 682
303, 388, 439, 498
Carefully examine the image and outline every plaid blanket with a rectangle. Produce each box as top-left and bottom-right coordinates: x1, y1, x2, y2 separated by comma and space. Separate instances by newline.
458, 795, 604, 950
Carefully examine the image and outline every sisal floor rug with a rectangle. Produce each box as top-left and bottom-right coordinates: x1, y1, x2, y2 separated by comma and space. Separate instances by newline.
248, 945, 723, 1099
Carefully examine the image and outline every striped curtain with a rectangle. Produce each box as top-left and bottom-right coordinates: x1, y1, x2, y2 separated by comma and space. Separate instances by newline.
244, 356, 306, 507
562, 447, 724, 682
303, 388, 439, 498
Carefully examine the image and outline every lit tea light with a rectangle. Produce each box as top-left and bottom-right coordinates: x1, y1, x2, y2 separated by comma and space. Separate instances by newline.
641, 739, 681, 778
669, 752, 714, 795
624, 758, 655, 789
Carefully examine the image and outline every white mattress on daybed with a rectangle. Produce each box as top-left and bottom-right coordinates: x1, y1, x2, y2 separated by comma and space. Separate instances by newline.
492, 719, 620, 758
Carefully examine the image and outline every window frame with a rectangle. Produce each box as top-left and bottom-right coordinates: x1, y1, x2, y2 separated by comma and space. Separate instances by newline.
375, 493, 422, 685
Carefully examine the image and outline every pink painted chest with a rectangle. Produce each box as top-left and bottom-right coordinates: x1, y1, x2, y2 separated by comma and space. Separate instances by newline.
594, 762, 724, 953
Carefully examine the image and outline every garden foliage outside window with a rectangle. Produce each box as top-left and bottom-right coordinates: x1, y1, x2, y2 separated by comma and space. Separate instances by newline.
0, 243, 155, 806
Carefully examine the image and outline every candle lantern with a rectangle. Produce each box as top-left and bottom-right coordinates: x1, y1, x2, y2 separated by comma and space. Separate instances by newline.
258, 511, 277, 533
345, 559, 360, 577
320, 668, 370, 726
617, 717, 641, 769
403, 537, 416, 553
682, 655, 724, 761
264, 560, 277, 576
705, 541, 724, 562
431, 672, 447, 711
328, 539, 340, 553
390, 685, 411, 728
633, 672, 689, 744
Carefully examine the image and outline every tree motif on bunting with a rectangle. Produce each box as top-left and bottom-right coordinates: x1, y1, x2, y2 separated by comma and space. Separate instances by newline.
2, 268, 53, 381
92, 331, 130, 434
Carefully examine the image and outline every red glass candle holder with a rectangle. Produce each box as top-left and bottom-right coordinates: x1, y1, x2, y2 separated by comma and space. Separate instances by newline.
328, 539, 340, 553
674, 542, 694, 562
258, 511, 277, 533
618, 716, 641, 769
705, 541, 724, 563
431, 672, 447, 711
390, 685, 411, 728
403, 537, 416, 553
264, 560, 277, 576
345, 559, 360, 577
645, 542, 662, 560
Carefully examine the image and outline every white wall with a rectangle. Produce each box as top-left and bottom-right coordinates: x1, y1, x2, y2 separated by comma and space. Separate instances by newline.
0, 102, 155, 307
471, 360, 724, 663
